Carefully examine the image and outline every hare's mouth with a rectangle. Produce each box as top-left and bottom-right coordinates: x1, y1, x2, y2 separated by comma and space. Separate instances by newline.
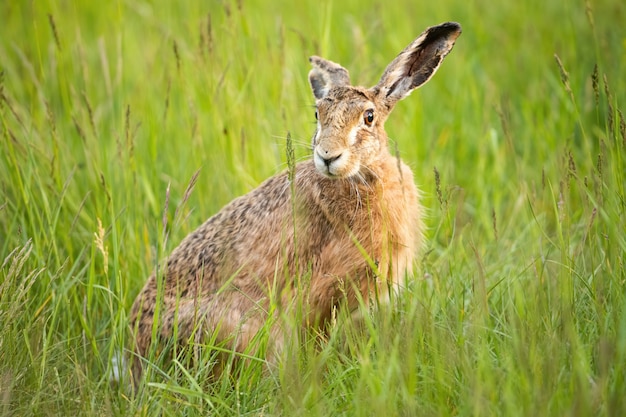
313, 149, 358, 178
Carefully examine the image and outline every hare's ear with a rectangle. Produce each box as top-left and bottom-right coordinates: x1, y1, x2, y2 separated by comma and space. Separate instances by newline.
308, 56, 351, 100
375, 22, 461, 108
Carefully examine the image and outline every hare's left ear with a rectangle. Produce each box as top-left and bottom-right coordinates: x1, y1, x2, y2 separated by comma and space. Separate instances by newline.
308, 56, 351, 100
375, 22, 461, 108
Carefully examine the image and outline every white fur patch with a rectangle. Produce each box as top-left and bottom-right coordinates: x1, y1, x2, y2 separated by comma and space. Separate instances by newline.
347, 125, 358, 146
312, 124, 320, 146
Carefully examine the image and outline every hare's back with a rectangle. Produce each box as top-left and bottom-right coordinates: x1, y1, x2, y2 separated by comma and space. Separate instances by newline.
161, 169, 296, 294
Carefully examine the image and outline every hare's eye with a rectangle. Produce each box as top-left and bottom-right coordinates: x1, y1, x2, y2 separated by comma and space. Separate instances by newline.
363, 109, 375, 126
314, 109, 318, 121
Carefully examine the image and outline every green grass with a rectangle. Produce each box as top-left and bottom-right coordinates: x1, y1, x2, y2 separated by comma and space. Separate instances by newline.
1, 0, 625, 415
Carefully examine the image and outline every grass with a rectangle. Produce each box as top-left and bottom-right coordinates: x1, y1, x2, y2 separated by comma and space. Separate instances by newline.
1, 0, 625, 415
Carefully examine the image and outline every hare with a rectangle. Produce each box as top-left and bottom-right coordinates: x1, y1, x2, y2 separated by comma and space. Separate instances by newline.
129, 21, 461, 382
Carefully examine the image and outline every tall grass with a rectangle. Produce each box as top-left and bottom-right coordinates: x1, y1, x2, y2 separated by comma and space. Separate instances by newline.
1, 0, 625, 415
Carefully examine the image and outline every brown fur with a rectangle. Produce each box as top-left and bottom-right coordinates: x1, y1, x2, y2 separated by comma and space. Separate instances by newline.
129, 22, 461, 383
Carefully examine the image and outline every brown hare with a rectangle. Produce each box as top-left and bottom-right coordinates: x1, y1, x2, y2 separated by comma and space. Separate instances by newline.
130, 21, 461, 383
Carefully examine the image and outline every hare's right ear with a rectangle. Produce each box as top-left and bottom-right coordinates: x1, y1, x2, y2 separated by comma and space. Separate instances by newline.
375, 22, 461, 109
308, 56, 351, 100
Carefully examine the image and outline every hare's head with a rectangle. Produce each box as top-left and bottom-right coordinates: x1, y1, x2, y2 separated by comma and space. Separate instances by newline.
308, 22, 461, 179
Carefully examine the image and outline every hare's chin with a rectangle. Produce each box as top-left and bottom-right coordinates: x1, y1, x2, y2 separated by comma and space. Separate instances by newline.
315, 163, 360, 179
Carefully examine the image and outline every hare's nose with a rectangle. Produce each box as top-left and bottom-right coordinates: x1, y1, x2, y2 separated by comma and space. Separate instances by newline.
321, 153, 342, 167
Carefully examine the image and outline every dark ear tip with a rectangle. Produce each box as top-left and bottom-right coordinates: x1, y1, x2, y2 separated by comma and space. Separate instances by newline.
442, 21, 462, 30
437, 21, 462, 37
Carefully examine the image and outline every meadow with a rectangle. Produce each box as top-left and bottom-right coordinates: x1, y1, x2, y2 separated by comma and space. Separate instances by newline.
1, 0, 625, 415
